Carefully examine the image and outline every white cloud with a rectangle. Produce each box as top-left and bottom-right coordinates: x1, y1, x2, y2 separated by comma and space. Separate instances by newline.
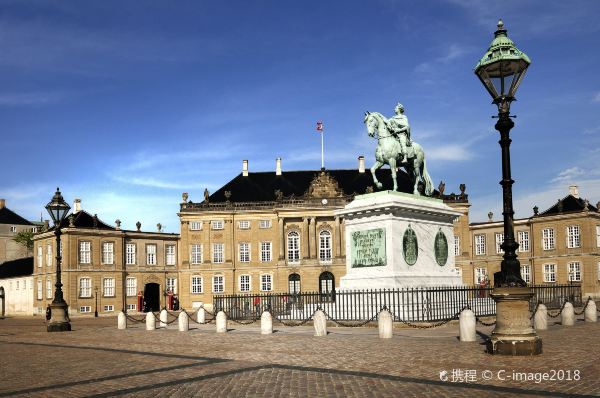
552, 167, 586, 183
415, 43, 471, 74
0, 92, 64, 106
593, 92, 600, 103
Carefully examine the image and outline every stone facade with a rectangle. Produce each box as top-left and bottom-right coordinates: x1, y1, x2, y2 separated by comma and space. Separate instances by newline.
0, 199, 37, 263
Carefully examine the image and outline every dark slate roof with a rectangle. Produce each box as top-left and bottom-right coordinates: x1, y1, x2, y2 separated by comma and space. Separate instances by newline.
209, 169, 414, 203
539, 195, 598, 216
0, 207, 34, 226
52, 210, 115, 230
0, 257, 34, 279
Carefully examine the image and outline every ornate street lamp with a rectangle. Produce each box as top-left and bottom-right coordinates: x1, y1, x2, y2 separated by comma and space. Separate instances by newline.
94, 286, 99, 317
475, 20, 541, 355
45, 187, 71, 332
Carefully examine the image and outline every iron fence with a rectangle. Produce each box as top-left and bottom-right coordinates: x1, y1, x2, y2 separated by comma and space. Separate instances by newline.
213, 284, 581, 323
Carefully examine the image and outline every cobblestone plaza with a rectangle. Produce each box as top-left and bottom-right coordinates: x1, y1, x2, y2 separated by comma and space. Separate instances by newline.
0, 315, 599, 397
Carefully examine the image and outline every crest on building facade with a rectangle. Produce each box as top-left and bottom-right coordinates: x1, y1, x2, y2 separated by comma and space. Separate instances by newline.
434, 228, 448, 266
402, 224, 418, 266
305, 171, 344, 199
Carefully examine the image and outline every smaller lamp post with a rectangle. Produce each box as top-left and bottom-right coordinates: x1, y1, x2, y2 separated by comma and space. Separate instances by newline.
45, 188, 71, 332
94, 286, 99, 317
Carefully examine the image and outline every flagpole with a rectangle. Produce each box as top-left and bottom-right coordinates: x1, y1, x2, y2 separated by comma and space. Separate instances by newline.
317, 121, 324, 170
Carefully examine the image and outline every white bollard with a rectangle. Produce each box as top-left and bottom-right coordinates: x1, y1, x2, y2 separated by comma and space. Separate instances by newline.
584, 300, 597, 323
534, 304, 548, 330
313, 310, 327, 337
378, 309, 393, 339
459, 309, 476, 342
261, 311, 273, 335
146, 312, 156, 331
216, 311, 228, 333
178, 311, 189, 331
160, 309, 168, 328
562, 302, 575, 326
118, 311, 127, 330
197, 307, 206, 324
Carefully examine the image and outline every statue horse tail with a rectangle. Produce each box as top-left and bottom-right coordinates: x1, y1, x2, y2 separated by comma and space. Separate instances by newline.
421, 157, 434, 196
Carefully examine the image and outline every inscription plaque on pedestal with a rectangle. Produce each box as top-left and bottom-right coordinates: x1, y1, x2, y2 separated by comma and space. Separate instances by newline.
351, 228, 386, 268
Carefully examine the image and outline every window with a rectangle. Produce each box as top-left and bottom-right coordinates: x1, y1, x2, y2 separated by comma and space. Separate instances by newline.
597, 226, 600, 248
80, 277, 91, 297
287, 231, 300, 263
126, 304, 137, 311
259, 220, 272, 229
126, 277, 137, 296
454, 267, 463, 277
474, 267, 488, 284
239, 275, 250, 292
543, 264, 556, 283
319, 230, 332, 263
37, 246, 43, 267
126, 243, 136, 265
454, 236, 460, 256
166, 277, 177, 294
104, 305, 114, 312
542, 228, 555, 250
37, 280, 42, 300
102, 242, 114, 264
288, 274, 301, 294
80, 241, 91, 264
319, 272, 335, 301
261, 274, 272, 291
80, 306, 91, 313
495, 233, 504, 254
146, 244, 157, 265
212, 243, 224, 263
521, 265, 531, 283
518, 231, 530, 252
190, 221, 202, 231
598, 261, 600, 281
260, 242, 272, 262
103, 278, 115, 297
238, 220, 250, 229
47, 243, 53, 267
475, 234, 486, 256
568, 262, 581, 282
211, 220, 224, 230
239, 242, 250, 262
10, 226, 16, 233
191, 276, 203, 294
46, 278, 52, 298
191, 244, 203, 264
32, 227, 38, 233
213, 275, 224, 293
566, 225, 580, 248
166, 245, 176, 266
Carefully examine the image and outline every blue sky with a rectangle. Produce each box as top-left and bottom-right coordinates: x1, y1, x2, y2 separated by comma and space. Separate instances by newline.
1, 0, 600, 232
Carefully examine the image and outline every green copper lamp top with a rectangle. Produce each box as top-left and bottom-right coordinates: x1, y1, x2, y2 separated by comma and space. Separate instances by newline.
475, 20, 531, 71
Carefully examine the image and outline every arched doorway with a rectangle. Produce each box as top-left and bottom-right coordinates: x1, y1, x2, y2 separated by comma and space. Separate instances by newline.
143, 283, 160, 312
319, 272, 335, 302
0, 286, 5, 318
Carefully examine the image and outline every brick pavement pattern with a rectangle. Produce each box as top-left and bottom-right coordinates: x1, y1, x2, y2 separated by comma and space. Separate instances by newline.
0, 315, 599, 397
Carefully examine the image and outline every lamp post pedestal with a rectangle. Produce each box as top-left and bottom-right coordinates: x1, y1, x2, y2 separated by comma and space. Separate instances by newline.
47, 301, 71, 332
486, 287, 542, 355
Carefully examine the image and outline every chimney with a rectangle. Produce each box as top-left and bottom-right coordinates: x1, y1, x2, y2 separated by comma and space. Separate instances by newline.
276, 157, 282, 176
0, 199, 5, 209
74, 198, 82, 212
569, 185, 579, 198
358, 156, 365, 173
242, 160, 249, 177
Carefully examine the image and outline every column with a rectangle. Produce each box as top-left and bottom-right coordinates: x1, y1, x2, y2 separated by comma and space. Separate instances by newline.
310, 217, 317, 259
302, 217, 309, 260
278, 218, 284, 260
334, 216, 341, 258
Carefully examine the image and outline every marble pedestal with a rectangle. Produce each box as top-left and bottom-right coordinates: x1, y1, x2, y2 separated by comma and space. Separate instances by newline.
337, 191, 463, 290
47, 301, 71, 332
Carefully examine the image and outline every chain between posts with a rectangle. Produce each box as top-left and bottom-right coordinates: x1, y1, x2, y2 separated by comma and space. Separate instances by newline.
573, 297, 592, 316
547, 300, 568, 318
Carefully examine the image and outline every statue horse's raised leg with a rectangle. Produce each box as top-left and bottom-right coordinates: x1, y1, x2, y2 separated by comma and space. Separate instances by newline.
370, 160, 384, 189
388, 157, 398, 191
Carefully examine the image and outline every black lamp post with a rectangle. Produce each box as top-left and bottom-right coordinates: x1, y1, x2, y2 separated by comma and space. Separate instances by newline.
475, 20, 541, 355
94, 286, 99, 317
45, 187, 71, 332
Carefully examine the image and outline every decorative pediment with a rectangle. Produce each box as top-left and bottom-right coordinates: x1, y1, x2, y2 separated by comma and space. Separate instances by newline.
305, 171, 344, 199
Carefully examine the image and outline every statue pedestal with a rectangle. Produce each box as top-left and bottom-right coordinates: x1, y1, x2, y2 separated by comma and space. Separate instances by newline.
337, 191, 462, 290
47, 301, 71, 332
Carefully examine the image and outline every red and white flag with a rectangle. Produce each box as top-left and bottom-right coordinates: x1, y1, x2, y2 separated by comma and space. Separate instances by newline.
316, 121, 323, 132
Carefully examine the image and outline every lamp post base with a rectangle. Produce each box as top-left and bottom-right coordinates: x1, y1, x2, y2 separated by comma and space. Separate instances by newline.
47, 302, 71, 332
486, 287, 542, 356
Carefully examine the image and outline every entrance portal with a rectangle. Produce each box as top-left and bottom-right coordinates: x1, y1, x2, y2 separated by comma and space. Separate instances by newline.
143, 283, 160, 312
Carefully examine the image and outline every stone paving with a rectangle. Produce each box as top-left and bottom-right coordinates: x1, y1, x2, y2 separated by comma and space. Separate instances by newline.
0, 313, 599, 397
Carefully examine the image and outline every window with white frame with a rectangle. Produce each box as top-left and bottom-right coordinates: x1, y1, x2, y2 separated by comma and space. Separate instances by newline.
568, 262, 581, 282
191, 276, 203, 294
238, 220, 250, 229
189, 221, 202, 231
213, 275, 224, 293
191, 244, 203, 264
474, 267, 488, 284
102, 242, 114, 264
521, 264, 531, 283
239, 274, 250, 292
543, 264, 556, 283
32, 227, 38, 233
37, 279, 42, 300
166, 245, 176, 266
103, 278, 115, 297
37, 245, 43, 267
259, 220, 272, 229
126, 277, 137, 296
260, 242, 272, 262
146, 244, 157, 265
454, 236, 460, 256
518, 231, 530, 252
475, 234, 486, 256
80, 241, 91, 264
80, 277, 91, 297
46, 243, 53, 267
239, 242, 250, 262
212, 243, 224, 263
211, 220, 224, 230
542, 228, 555, 250
495, 233, 504, 254
566, 225, 580, 248
166, 277, 177, 294
46, 278, 52, 298
126, 243, 136, 265
80, 306, 91, 313
287, 231, 300, 263
104, 305, 114, 312
319, 230, 332, 263
10, 226, 16, 233
127, 304, 137, 311
261, 274, 272, 291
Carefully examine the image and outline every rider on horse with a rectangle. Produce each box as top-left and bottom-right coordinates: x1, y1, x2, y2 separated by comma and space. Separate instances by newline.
386, 103, 412, 163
